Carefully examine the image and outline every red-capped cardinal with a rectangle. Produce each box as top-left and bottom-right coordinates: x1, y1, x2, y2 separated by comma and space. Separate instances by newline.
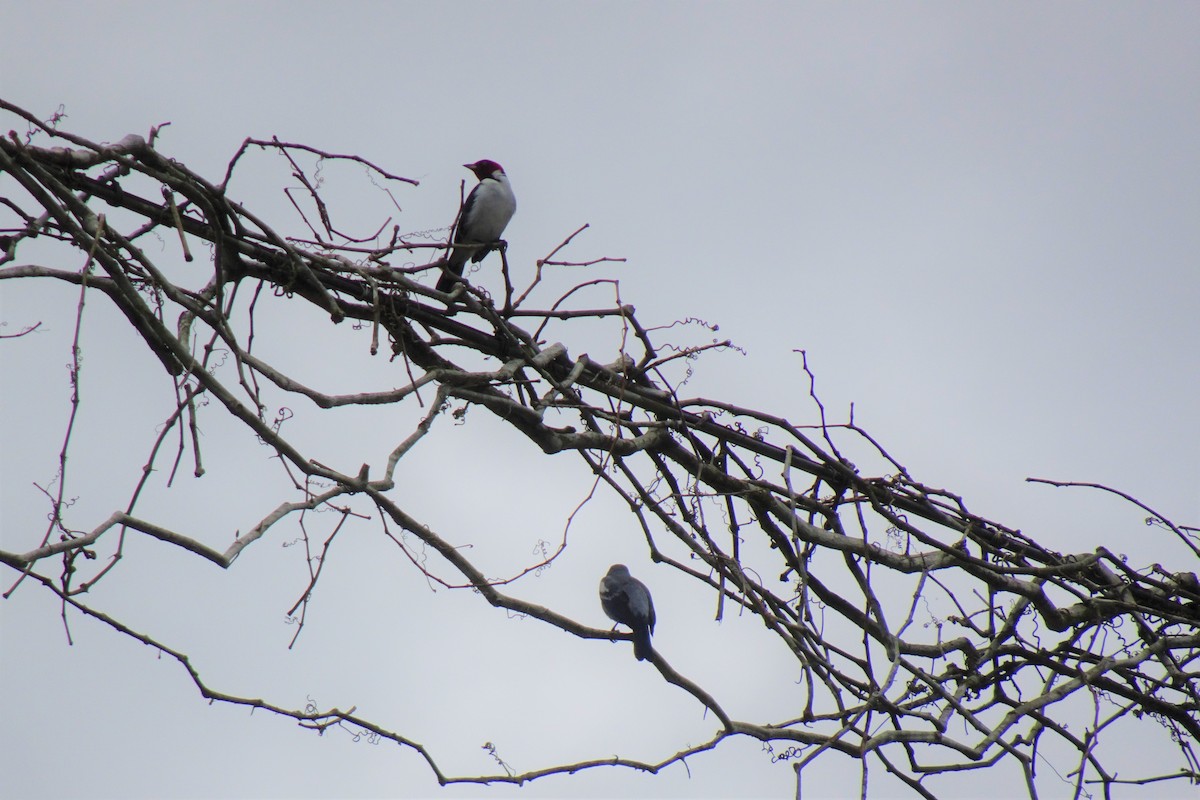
436, 159, 516, 294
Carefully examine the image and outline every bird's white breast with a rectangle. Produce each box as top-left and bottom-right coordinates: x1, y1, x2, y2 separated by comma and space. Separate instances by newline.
463, 174, 516, 242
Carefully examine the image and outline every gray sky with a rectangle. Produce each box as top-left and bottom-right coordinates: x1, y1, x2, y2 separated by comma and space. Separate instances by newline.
2, 3, 1198, 798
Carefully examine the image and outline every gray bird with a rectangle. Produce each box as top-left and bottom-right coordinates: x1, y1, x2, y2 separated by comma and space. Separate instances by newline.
599, 564, 656, 661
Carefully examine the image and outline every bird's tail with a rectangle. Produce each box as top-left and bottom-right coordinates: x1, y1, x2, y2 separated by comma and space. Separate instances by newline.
632, 625, 653, 661
436, 251, 467, 293
435, 268, 461, 294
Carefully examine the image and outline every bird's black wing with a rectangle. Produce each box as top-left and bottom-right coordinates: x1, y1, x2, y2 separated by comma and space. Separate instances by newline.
460, 182, 499, 264
452, 186, 481, 248
437, 186, 483, 293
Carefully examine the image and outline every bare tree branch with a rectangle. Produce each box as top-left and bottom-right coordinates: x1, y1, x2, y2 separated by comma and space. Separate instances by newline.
2, 100, 1197, 797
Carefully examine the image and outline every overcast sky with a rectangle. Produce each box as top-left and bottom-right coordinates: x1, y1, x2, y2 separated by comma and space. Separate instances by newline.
2, 3, 1198, 799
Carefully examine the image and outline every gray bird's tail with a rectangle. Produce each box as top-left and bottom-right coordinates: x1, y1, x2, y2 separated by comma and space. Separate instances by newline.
632, 625, 653, 661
